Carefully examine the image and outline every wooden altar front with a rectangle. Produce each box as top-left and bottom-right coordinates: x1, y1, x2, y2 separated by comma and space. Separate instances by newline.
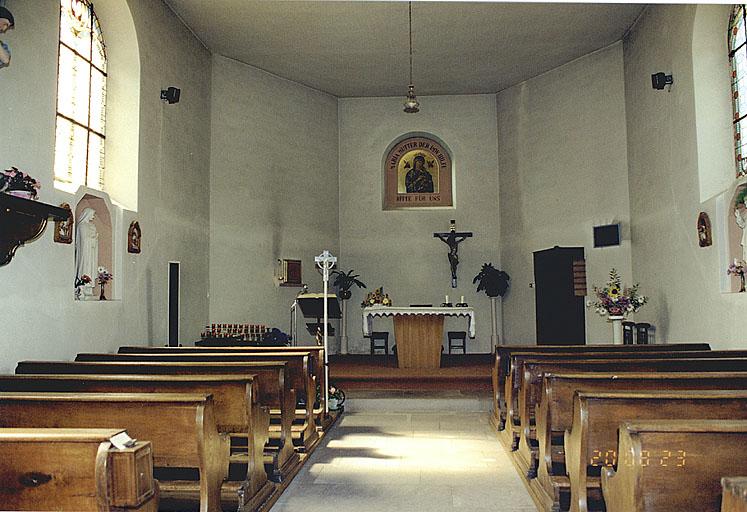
362, 307, 476, 369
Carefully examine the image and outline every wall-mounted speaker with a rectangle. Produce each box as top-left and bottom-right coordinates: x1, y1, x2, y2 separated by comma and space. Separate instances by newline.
593, 223, 621, 248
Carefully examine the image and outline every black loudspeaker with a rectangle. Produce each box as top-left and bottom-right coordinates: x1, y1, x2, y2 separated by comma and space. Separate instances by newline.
168, 262, 180, 347
593, 223, 621, 248
160, 87, 181, 104
651, 72, 673, 90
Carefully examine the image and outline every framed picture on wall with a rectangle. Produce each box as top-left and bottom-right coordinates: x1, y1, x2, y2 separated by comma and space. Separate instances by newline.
383, 134, 454, 210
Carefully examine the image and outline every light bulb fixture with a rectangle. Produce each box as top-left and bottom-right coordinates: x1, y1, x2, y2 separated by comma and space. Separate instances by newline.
403, 1, 420, 114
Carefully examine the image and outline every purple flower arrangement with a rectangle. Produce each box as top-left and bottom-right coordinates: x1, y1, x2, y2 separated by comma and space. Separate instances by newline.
96, 267, 113, 285
0, 167, 41, 198
587, 268, 647, 317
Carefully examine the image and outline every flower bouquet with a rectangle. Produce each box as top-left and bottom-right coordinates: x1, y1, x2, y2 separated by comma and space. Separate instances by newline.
587, 268, 647, 318
728, 260, 746, 292
0, 167, 41, 199
96, 267, 113, 300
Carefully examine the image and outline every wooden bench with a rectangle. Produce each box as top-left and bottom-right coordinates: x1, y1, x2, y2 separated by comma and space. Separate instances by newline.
0, 392, 225, 512
15, 360, 300, 483
506, 350, 747, 446
532, 372, 747, 512
118, 345, 327, 420
565, 391, 747, 512
509, 356, 747, 465
602, 420, 747, 512
0, 428, 158, 511
81, 350, 321, 449
491, 343, 711, 430
722, 477, 747, 512
0, 374, 274, 511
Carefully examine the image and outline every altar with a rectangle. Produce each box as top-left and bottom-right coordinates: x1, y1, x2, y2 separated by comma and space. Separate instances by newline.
362, 306, 476, 369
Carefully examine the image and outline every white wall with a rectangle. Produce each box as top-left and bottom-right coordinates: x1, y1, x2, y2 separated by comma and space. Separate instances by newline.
624, 5, 747, 347
0, 0, 212, 372
208, 55, 340, 335
498, 43, 633, 344
338, 95, 501, 354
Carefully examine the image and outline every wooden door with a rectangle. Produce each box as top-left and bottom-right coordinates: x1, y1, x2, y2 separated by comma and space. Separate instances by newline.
533, 246, 585, 345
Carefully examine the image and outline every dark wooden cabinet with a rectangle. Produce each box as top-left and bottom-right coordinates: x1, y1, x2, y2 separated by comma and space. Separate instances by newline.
533, 246, 585, 345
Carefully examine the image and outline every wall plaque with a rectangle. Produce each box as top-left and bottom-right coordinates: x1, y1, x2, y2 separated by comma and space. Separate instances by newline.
383, 135, 453, 210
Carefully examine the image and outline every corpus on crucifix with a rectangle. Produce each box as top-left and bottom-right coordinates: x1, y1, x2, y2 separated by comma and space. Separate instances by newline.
434, 220, 473, 288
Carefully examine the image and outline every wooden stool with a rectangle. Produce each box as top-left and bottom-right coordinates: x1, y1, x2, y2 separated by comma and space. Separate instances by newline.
369, 332, 389, 355
447, 331, 467, 354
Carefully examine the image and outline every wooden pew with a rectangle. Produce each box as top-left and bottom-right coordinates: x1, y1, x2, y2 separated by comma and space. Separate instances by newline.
118, 345, 327, 419
0, 374, 274, 511
602, 420, 747, 512
508, 356, 747, 461
491, 343, 712, 430
15, 360, 300, 483
0, 428, 158, 511
722, 477, 747, 512
75, 351, 320, 452
564, 391, 747, 512
506, 350, 747, 446
0, 392, 225, 512
533, 372, 747, 512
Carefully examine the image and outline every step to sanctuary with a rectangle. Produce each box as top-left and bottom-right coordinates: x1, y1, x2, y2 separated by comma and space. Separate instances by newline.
342, 389, 492, 413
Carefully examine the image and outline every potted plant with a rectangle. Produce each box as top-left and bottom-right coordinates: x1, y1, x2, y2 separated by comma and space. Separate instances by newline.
473, 263, 510, 345
1, 167, 41, 199
331, 269, 366, 355
331, 269, 366, 299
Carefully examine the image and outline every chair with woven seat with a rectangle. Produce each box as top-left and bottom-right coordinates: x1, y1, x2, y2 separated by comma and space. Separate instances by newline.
369, 331, 389, 356
447, 331, 467, 354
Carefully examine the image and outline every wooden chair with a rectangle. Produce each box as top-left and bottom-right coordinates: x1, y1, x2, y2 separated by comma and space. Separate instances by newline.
369, 332, 389, 356
447, 331, 467, 354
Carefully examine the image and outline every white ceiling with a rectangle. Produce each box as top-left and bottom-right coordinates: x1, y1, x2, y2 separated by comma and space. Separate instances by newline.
164, 1, 646, 97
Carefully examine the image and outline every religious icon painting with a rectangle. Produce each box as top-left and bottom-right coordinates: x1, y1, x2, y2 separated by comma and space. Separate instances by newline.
127, 221, 141, 254
383, 134, 453, 210
53, 203, 74, 244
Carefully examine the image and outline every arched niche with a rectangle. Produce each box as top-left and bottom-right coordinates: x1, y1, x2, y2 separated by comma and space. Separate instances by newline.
718, 179, 747, 293
692, 4, 735, 203
73, 188, 121, 300
92, 0, 141, 212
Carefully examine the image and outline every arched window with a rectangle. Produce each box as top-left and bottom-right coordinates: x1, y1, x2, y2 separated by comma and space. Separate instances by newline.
730, 4, 747, 177
53, 0, 107, 194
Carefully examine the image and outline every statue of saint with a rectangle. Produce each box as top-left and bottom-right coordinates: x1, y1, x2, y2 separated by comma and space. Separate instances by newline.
75, 208, 98, 298
736, 197, 747, 263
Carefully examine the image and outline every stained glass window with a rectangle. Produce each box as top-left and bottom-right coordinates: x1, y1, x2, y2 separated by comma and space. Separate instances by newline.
730, 4, 747, 177
53, 0, 107, 194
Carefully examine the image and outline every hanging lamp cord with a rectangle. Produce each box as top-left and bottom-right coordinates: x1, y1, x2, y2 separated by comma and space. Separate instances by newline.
408, 1, 413, 86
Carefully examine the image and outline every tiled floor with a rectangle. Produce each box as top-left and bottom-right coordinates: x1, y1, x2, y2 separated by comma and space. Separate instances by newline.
271, 401, 537, 512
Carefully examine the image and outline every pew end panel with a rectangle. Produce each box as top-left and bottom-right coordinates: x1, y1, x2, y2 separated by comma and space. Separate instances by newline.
602, 421, 747, 512
722, 476, 747, 512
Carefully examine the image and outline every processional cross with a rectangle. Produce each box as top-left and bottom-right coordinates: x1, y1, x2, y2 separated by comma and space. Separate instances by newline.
433, 220, 473, 288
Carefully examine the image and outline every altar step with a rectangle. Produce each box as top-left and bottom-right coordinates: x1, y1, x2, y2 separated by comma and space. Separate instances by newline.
328, 353, 492, 393
342, 389, 491, 413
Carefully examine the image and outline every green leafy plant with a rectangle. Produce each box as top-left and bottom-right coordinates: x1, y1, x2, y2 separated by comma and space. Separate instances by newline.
331, 269, 366, 300
473, 263, 510, 298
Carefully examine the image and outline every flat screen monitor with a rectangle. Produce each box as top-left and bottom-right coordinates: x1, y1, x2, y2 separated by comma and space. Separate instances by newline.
593, 223, 621, 248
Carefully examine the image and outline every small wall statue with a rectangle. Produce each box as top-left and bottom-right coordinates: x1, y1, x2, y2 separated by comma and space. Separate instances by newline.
127, 221, 141, 254
54, 203, 74, 244
0, 7, 14, 70
697, 212, 712, 247
361, 287, 392, 307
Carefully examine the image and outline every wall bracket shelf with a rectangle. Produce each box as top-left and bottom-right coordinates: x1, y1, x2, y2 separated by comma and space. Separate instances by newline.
0, 194, 70, 266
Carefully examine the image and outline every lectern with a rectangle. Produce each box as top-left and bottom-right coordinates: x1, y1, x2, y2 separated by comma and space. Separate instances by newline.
296, 293, 341, 338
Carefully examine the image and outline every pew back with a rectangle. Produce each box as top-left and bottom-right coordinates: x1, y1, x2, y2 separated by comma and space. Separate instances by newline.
722, 477, 747, 512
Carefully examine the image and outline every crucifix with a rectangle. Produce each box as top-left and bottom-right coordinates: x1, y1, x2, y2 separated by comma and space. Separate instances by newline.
433, 220, 473, 288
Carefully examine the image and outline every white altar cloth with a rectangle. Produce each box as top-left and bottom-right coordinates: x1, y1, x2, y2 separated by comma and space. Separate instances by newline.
362, 306, 476, 338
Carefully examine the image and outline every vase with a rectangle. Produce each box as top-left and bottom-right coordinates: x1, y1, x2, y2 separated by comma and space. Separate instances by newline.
6, 190, 35, 200
99, 283, 107, 301
608, 315, 624, 345
741, 274, 746, 293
